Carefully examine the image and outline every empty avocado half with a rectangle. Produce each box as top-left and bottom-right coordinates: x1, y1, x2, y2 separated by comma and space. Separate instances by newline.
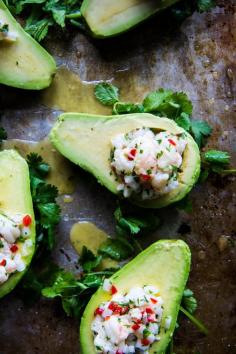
80, 239, 191, 354
0, 0, 56, 89
50, 113, 200, 208
81, 0, 180, 38
0, 150, 35, 298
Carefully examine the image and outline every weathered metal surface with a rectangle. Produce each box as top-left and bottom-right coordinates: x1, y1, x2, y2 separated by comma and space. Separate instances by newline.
0, 1, 236, 353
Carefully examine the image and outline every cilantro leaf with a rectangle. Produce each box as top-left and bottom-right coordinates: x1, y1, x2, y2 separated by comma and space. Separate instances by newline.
182, 288, 198, 314
201, 149, 236, 179
114, 207, 160, 236
98, 238, 133, 261
27, 153, 60, 252
190, 120, 212, 147
197, 0, 216, 12
80, 246, 102, 272
94, 83, 119, 106
42, 271, 86, 298
203, 150, 230, 165
143, 89, 193, 120
37, 202, 61, 228
143, 88, 174, 112
175, 112, 191, 131
27, 152, 50, 178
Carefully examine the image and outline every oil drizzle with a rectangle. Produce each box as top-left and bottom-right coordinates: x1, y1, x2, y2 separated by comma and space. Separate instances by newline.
3, 138, 76, 195
41, 66, 110, 114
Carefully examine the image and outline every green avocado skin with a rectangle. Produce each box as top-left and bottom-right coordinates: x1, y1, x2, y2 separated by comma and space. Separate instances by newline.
80, 239, 191, 354
50, 112, 200, 209
0, 0, 56, 90
81, 0, 180, 38
0, 150, 35, 298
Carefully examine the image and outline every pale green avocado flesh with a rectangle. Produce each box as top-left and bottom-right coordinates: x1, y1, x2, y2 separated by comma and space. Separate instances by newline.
81, 0, 180, 38
0, 0, 56, 89
50, 113, 200, 208
0, 150, 35, 298
80, 239, 191, 354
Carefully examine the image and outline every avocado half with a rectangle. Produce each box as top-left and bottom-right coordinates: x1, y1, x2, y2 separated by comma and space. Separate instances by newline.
0, 0, 56, 90
80, 239, 191, 354
81, 0, 180, 38
0, 150, 35, 298
50, 113, 200, 208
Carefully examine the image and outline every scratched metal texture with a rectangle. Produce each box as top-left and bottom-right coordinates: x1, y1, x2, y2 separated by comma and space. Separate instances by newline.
0, 1, 236, 353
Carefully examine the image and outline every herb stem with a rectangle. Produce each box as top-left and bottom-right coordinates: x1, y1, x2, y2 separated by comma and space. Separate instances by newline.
66, 12, 82, 19
132, 238, 143, 252
180, 306, 208, 335
69, 19, 85, 30
85, 271, 115, 276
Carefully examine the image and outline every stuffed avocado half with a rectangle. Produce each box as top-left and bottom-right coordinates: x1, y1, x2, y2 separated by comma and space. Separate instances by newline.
0, 0, 56, 89
0, 150, 35, 298
80, 239, 191, 354
50, 113, 200, 208
81, 0, 180, 38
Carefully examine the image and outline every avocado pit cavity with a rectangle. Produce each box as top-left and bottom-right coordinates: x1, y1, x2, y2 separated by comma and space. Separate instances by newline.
110, 128, 187, 200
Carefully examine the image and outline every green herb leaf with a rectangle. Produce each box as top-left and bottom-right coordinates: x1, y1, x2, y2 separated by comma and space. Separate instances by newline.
94, 83, 119, 106
197, 0, 216, 12
143, 88, 174, 112
175, 112, 191, 131
182, 288, 197, 314
143, 89, 192, 120
27, 153, 60, 252
203, 150, 230, 165
80, 246, 102, 272
27, 152, 50, 178
190, 120, 212, 147
98, 238, 133, 261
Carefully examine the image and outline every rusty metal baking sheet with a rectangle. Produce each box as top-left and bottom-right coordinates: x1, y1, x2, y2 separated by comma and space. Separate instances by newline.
0, 1, 236, 353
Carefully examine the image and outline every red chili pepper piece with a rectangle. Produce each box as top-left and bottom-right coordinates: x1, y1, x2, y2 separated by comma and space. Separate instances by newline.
94, 307, 104, 316
23, 214, 32, 227
132, 323, 140, 331
108, 302, 119, 311
0, 259, 6, 266
127, 148, 137, 161
134, 318, 142, 324
116, 350, 124, 354
146, 307, 154, 314
150, 297, 157, 304
140, 174, 151, 181
111, 285, 118, 295
10, 244, 18, 253
141, 338, 150, 346
120, 306, 129, 315
168, 138, 176, 146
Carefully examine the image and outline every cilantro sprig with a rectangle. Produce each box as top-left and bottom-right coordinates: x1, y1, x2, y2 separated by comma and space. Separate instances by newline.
27, 153, 60, 252
94, 83, 212, 148
4, 0, 84, 42
200, 150, 236, 181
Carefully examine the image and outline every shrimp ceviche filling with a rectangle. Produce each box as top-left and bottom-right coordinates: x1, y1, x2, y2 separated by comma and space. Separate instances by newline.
0, 213, 32, 284
110, 128, 187, 200
91, 281, 168, 354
